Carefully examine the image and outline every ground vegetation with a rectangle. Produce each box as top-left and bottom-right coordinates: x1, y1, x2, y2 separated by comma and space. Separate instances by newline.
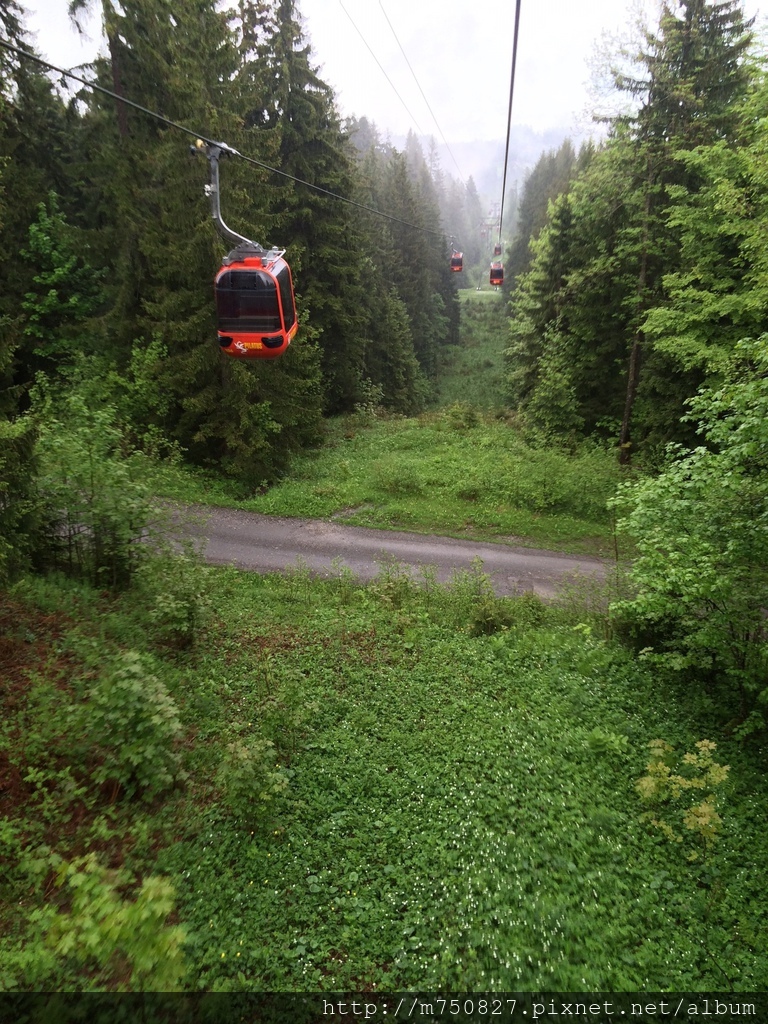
1, 0, 767, 1000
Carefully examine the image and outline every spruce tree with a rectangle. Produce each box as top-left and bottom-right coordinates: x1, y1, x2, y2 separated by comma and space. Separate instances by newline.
347, 132, 430, 413
505, 140, 589, 293
614, 0, 754, 458
504, 0, 755, 457
243, 0, 371, 413
0, 3, 74, 406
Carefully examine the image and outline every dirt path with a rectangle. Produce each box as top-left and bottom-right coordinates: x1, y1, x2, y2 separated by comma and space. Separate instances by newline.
180, 504, 608, 599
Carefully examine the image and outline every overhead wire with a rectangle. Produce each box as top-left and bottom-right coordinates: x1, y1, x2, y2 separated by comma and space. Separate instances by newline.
377, 0, 465, 180
337, 0, 425, 136
0, 37, 449, 240
497, 0, 523, 247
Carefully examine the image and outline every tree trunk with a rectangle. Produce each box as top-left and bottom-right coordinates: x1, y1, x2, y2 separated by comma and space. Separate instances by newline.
108, 33, 129, 139
619, 159, 653, 465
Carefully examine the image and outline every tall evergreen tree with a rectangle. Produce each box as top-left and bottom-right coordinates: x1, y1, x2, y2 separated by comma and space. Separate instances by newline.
505, 140, 590, 294
346, 130, 430, 413
614, 0, 753, 458
504, 0, 755, 457
379, 150, 441, 378
243, 0, 370, 413
0, 3, 74, 407
641, 65, 768, 380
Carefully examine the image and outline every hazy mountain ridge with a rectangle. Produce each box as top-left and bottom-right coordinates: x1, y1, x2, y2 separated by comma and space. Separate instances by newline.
396, 126, 573, 204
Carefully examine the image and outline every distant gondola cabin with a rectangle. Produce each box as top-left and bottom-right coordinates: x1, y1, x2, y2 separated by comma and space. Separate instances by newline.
450, 251, 464, 272
490, 262, 504, 287
493, 243, 503, 256
215, 249, 297, 358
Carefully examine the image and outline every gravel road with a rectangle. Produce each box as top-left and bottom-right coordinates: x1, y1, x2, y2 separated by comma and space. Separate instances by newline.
180, 504, 608, 599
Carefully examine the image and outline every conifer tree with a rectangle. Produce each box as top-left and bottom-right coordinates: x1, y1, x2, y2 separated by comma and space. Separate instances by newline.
0, 3, 68, 574
614, 0, 753, 458
0, 3, 73, 407
505, 140, 590, 293
379, 143, 458, 379
20, 193, 105, 369
243, 0, 370, 413
641, 80, 768, 379
504, 0, 755, 457
346, 131, 430, 413
462, 177, 485, 269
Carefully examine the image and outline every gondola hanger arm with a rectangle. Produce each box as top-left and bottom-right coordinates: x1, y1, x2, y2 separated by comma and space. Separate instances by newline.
192, 139, 266, 252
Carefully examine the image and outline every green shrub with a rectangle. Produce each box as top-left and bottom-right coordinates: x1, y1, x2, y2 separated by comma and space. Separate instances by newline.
41, 854, 187, 990
217, 737, 288, 824
636, 739, 729, 861
368, 559, 416, 609
32, 376, 152, 590
0, 416, 40, 584
444, 402, 479, 431
586, 727, 630, 756
612, 338, 768, 719
84, 651, 183, 799
136, 550, 211, 650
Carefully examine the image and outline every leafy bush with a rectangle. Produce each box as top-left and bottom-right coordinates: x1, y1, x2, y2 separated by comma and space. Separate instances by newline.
586, 726, 630, 756
32, 374, 153, 590
83, 651, 183, 799
0, 417, 40, 584
135, 549, 211, 650
636, 738, 730, 861
217, 737, 288, 824
443, 401, 479, 431
41, 854, 186, 990
612, 337, 768, 720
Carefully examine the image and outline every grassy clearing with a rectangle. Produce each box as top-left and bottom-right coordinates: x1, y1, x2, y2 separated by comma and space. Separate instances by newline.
156, 412, 623, 558
2, 567, 767, 992
154, 292, 626, 557
434, 291, 509, 409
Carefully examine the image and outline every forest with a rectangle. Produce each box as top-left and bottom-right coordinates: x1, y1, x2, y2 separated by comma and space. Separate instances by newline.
1, 0, 768, 1006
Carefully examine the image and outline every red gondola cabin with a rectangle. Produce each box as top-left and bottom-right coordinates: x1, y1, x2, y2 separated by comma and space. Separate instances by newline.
450, 251, 464, 272
490, 261, 504, 287
215, 247, 297, 359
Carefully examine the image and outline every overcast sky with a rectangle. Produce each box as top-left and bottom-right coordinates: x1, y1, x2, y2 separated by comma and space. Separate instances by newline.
20, 0, 767, 148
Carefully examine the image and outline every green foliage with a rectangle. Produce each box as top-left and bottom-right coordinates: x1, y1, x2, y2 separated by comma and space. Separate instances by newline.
82, 650, 183, 800
640, 69, 768, 382
443, 401, 479, 431
612, 337, 768, 716
4, 557, 768, 992
503, 0, 756, 456
0, 16, 74, 406
636, 739, 730, 860
586, 727, 630, 756
135, 549, 211, 650
370, 456, 424, 497
31, 373, 153, 589
41, 854, 187, 990
468, 591, 546, 637
217, 737, 289, 825
0, 414, 38, 583
20, 192, 105, 363
505, 139, 591, 291
434, 294, 507, 410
